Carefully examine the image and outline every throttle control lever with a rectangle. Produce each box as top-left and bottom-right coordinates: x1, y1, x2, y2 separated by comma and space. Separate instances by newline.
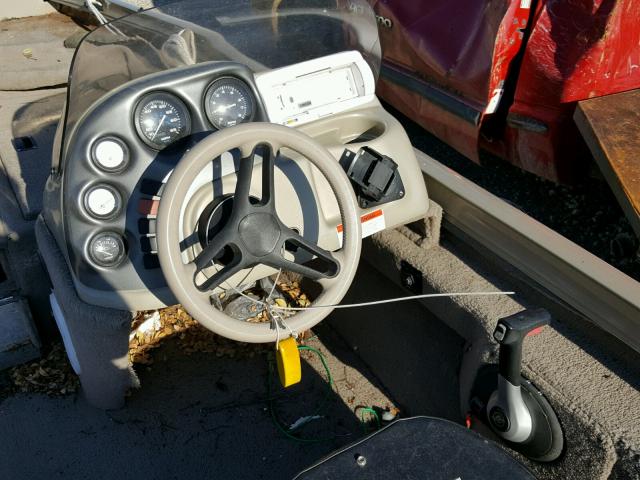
487, 309, 550, 443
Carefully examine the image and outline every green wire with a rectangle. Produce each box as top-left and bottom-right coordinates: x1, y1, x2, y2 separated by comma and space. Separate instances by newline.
266, 345, 337, 443
356, 407, 381, 433
267, 345, 384, 443
296, 345, 334, 418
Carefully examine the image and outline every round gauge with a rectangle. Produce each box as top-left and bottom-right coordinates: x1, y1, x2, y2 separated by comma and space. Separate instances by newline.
91, 136, 129, 172
88, 232, 126, 267
204, 78, 254, 130
83, 184, 122, 219
134, 92, 191, 150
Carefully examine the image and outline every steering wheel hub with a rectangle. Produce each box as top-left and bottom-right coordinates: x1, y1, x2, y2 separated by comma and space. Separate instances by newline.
239, 213, 281, 256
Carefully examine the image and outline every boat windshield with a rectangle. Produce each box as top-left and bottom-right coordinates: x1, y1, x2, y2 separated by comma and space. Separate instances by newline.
61, 0, 381, 160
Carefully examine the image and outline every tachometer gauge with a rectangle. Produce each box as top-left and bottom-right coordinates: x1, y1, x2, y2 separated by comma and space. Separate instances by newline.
204, 78, 254, 130
134, 92, 191, 150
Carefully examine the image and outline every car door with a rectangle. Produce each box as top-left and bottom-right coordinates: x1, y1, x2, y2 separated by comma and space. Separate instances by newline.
367, 0, 531, 161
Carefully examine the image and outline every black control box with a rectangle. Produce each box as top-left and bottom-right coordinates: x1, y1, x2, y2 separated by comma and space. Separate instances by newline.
340, 147, 405, 208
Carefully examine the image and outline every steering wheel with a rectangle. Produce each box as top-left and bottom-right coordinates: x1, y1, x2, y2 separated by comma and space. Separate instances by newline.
156, 123, 362, 343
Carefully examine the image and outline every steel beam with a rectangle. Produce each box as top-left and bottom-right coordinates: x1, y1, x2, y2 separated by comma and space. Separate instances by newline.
415, 149, 640, 353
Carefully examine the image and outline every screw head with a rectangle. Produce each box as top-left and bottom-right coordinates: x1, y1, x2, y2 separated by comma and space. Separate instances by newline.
356, 455, 367, 467
489, 406, 510, 432
402, 274, 415, 288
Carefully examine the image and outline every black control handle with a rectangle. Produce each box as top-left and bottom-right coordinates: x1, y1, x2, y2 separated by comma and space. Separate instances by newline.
493, 309, 550, 386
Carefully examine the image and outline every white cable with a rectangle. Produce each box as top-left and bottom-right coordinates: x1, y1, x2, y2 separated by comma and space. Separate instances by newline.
208, 262, 514, 323
225, 285, 514, 312
265, 271, 299, 337
273, 308, 297, 338
273, 311, 280, 349
86, 0, 124, 36
86, 0, 108, 25
266, 270, 282, 303
271, 291, 515, 311
266, 305, 282, 349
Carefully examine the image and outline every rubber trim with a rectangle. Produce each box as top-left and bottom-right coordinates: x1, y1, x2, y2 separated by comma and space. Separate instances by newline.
380, 63, 481, 126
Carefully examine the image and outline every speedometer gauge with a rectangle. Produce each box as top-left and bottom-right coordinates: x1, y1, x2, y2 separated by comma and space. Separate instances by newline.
204, 78, 254, 130
134, 92, 191, 150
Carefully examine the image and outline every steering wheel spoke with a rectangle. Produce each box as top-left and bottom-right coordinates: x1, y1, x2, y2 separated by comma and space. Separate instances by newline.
195, 255, 245, 292
233, 142, 279, 213
267, 256, 328, 281
193, 231, 232, 272
232, 145, 256, 208
259, 142, 277, 208
267, 227, 340, 280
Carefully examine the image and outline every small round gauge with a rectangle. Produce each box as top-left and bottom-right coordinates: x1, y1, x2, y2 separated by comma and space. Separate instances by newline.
88, 232, 126, 267
83, 184, 122, 219
91, 136, 129, 172
204, 78, 254, 130
134, 92, 191, 150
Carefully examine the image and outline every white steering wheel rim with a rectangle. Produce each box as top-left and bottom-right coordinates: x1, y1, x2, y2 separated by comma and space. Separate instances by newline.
156, 123, 361, 343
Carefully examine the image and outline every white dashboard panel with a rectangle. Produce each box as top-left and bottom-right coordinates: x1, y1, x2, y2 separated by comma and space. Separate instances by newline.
254, 51, 376, 127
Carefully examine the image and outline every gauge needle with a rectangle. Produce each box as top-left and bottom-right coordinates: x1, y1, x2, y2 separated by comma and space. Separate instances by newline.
95, 247, 114, 258
151, 114, 167, 140
215, 104, 236, 114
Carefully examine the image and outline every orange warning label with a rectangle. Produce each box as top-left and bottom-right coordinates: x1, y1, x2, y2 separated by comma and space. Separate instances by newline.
337, 209, 385, 246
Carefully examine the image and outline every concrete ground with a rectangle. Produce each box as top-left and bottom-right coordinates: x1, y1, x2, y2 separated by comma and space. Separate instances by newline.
0, 13, 81, 90
0, 264, 454, 480
0, 0, 57, 21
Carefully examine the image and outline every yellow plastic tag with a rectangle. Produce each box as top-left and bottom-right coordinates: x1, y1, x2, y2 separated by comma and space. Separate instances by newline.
276, 337, 301, 388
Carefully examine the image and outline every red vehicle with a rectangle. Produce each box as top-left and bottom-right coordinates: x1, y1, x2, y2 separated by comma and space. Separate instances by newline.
367, 0, 639, 195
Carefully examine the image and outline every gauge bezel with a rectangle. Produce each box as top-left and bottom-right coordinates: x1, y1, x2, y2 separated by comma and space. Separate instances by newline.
204, 77, 255, 130
134, 91, 192, 150
87, 231, 127, 268
82, 184, 123, 220
90, 136, 130, 173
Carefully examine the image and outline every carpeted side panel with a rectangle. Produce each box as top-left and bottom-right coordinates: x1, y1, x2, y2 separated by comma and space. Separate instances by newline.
325, 261, 464, 423
363, 227, 636, 480
35, 216, 138, 409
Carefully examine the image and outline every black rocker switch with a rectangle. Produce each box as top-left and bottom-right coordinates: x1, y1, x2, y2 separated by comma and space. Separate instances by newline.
340, 147, 404, 208
348, 146, 397, 201
494, 309, 550, 387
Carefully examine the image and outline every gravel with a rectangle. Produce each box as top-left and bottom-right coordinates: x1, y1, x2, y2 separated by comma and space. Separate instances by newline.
390, 106, 640, 281
1, 281, 332, 397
